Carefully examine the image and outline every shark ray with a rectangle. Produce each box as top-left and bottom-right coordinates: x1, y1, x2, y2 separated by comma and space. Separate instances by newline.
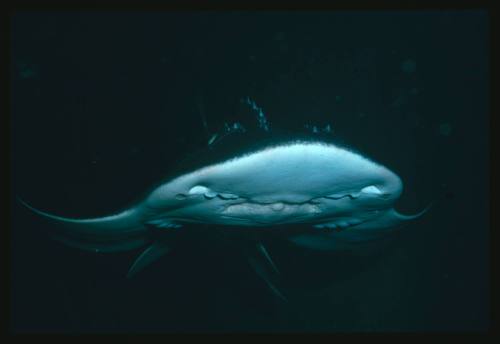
18, 99, 430, 298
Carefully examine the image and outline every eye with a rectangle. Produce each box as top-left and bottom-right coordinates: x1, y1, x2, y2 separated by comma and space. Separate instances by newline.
360, 185, 382, 195
188, 185, 217, 199
188, 185, 210, 195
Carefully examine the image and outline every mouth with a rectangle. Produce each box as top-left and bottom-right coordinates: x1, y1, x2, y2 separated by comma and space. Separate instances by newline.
221, 200, 322, 222
173, 184, 393, 226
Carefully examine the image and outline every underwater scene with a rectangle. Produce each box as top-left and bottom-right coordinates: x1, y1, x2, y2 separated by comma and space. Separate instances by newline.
10, 10, 489, 332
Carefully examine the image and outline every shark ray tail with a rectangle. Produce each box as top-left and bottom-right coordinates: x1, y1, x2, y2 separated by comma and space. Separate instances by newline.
17, 196, 150, 252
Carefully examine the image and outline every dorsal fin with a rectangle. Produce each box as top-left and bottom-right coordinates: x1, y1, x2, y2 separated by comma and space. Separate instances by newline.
239, 96, 271, 132
206, 121, 247, 149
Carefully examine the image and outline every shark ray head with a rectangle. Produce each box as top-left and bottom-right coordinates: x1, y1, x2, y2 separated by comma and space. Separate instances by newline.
20, 137, 429, 254
143, 141, 412, 230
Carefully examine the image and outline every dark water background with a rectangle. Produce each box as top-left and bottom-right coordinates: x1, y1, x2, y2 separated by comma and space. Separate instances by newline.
10, 11, 489, 332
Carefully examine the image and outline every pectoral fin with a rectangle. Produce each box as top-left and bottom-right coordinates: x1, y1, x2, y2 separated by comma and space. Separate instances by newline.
256, 242, 280, 275
244, 242, 286, 301
290, 205, 433, 251
127, 241, 170, 278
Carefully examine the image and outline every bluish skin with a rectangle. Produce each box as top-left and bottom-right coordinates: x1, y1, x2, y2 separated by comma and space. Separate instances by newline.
19, 141, 429, 253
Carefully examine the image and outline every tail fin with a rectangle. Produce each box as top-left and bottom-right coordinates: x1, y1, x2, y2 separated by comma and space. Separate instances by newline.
17, 197, 149, 252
